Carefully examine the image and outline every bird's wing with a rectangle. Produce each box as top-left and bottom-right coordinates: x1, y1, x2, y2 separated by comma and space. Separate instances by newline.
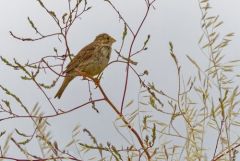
65, 42, 97, 73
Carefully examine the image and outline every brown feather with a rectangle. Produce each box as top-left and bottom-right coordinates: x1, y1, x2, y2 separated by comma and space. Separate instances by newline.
65, 42, 98, 74
54, 33, 116, 99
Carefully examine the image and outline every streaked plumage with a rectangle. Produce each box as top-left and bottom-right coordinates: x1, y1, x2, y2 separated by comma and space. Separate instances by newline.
55, 33, 116, 99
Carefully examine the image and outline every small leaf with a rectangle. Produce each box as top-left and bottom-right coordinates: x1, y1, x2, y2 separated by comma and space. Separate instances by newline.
122, 23, 127, 40
62, 13, 68, 24
143, 34, 150, 48
187, 55, 201, 70
149, 95, 155, 107
125, 100, 134, 108
49, 11, 57, 18
37, 0, 44, 7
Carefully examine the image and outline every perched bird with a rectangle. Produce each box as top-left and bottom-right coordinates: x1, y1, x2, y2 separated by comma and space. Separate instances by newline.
54, 33, 116, 99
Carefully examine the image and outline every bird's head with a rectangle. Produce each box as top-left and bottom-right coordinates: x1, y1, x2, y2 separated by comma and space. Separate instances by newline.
95, 33, 116, 45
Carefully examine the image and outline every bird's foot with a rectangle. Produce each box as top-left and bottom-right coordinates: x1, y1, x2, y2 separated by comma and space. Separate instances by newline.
93, 78, 100, 88
75, 69, 100, 87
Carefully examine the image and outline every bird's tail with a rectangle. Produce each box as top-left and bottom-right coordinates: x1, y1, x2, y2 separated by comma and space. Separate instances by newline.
54, 77, 73, 99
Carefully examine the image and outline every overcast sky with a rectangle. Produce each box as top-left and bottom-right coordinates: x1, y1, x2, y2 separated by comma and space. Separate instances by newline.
1, 0, 240, 160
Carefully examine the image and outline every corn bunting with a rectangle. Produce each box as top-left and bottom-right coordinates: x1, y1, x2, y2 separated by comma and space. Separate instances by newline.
55, 33, 116, 99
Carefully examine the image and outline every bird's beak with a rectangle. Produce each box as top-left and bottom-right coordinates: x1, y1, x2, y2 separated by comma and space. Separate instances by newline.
111, 37, 116, 43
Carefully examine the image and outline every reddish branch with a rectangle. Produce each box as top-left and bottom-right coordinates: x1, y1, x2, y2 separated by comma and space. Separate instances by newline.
105, 0, 156, 114
95, 79, 151, 159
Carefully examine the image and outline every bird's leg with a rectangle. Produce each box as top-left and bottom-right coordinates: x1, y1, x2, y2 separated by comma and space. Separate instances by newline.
97, 73, 103, 80
92, 77, 100, 87
93, 73, 104, 88
75, 69, 100, 86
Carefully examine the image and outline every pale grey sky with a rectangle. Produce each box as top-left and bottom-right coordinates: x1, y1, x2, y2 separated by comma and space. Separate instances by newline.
1, 0, 240, 160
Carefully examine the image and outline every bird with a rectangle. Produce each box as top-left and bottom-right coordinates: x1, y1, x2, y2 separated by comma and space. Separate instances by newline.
54, 33, 116, 99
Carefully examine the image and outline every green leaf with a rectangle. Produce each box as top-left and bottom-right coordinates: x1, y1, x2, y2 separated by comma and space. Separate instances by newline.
143, 34, 150, 48
122, 23, 127, 40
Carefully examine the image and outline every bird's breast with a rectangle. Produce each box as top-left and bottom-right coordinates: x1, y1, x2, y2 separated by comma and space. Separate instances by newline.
82, 46, 111, 76
100, 46, 111, 59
